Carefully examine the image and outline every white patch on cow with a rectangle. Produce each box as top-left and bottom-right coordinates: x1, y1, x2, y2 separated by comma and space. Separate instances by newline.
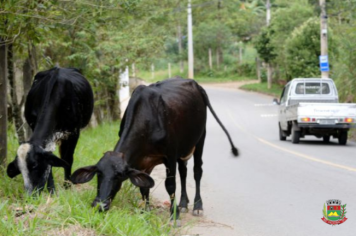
44, 132, 71, 152
17, 143, 33, 191
180, 147, 195, 161
44, 141, 56, 152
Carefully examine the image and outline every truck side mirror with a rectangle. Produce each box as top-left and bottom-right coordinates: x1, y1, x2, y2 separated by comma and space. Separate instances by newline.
273, 98, 280, 105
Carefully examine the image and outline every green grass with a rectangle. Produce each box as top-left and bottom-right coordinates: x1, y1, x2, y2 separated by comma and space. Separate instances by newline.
136, 64, 254, 84
240, 82, 283, 98
1, 123, 173, 236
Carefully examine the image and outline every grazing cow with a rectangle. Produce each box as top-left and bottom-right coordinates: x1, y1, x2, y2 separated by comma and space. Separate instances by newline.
71, 78, 238, 221
7, 67, 94, 194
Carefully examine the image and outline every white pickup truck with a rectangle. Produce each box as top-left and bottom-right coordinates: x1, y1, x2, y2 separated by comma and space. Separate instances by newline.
274, 78, 356, 145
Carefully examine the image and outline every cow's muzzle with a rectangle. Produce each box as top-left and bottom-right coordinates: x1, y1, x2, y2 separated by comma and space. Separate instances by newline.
92, 198, 111, 212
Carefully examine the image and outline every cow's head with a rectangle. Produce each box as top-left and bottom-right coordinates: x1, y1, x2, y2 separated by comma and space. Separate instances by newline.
6, 143, 68, 194
71, 151, 154, 211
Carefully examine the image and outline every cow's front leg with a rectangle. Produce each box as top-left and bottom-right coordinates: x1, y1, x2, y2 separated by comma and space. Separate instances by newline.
165, 161, 180, 226
140, 187, 151, 211
47, 168, 55, 194
59, 131, 79, 188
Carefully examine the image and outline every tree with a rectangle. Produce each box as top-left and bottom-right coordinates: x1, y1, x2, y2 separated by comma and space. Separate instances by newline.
284, 18, 321, 79
0, 37, 7, 166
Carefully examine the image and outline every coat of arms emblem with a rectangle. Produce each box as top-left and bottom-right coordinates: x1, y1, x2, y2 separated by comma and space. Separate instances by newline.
322, 199, 347, 225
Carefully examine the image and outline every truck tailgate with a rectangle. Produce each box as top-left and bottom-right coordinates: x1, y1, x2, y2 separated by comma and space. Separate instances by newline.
297, 103, 356, 118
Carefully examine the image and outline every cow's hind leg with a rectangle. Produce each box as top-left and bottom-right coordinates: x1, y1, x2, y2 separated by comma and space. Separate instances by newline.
59, 131, 79, 188
164, 159, 180, 226
178, 159, 189, 213
193, 130, 205, 216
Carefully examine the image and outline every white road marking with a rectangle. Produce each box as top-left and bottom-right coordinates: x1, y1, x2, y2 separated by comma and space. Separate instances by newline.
261, 114, 278, 118
254, 103, 276, 107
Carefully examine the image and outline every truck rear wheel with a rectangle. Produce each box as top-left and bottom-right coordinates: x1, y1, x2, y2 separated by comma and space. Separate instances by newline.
279, 123, 287, 141
338, 131, 348, 145
291, 126, 300, 144
323, 135, 330, 143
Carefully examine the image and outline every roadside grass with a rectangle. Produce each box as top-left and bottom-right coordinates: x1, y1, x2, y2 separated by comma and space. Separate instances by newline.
240, 82, 283, 98
1, 123, 173, 236
136, 65, 254, 84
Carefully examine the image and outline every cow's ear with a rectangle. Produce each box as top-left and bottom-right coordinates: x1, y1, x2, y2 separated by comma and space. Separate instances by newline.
71, 166, 97, 184
127, 169, 155, 188
45, 153, 69, 168
7, 159, 21, 178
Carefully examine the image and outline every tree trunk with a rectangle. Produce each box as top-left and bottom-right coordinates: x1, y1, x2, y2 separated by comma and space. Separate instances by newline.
209, 48, 212, 70
93, 81, 103, 124
267, 63, 272, 89
28, 42, 37, 75
8, 44, 26, 143
239, 44, 243, 64
0, 38, 8, 166
216, 48, 220, 69
23, 58, 33, 139
256, 57, 261, 83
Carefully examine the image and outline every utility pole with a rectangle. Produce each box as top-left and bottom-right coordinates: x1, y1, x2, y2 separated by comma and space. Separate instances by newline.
266, 0, 271, 25
320, 0, 329, 78
177, 23, 184, 73
187, 0, 194, 79
266, 0, 272, 89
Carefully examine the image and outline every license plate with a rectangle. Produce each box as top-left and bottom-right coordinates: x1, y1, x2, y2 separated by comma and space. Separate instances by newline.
319, 119, 335, 125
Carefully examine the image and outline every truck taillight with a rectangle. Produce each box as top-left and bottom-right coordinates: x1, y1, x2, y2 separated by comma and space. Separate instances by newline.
301, 117, 310, 122
345, 118, 354, 123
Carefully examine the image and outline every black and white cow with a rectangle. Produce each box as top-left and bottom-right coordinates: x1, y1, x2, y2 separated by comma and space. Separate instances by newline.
7, 67, 94, 194
71, 78, 238, 221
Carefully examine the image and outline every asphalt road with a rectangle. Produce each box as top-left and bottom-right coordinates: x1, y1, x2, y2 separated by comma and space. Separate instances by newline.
150, 84, 356, 236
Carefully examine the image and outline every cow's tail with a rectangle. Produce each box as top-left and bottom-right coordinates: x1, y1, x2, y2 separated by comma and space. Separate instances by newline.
198, 85, 239, 157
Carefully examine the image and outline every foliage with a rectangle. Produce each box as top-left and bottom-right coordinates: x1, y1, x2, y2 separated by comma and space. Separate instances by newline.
254, 1, 314, 78
193, 21, 233, 60
284, 18, 321, 79
254, 28, 276, 63
2, 0, 180, 125
331, 21, 356, 102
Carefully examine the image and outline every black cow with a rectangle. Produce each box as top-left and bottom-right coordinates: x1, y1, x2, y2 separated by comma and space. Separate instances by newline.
71, 78, 238, 221
7, 67, 94, 194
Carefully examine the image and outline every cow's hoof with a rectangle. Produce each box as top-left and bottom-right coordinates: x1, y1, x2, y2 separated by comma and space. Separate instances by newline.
63, 181, 72, 189
169, 219, 181, 227
193, 209, 204, 216
179, 207, 188, 213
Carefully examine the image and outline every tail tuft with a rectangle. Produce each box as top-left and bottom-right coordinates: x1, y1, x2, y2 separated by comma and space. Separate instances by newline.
232, 147, 239, 157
